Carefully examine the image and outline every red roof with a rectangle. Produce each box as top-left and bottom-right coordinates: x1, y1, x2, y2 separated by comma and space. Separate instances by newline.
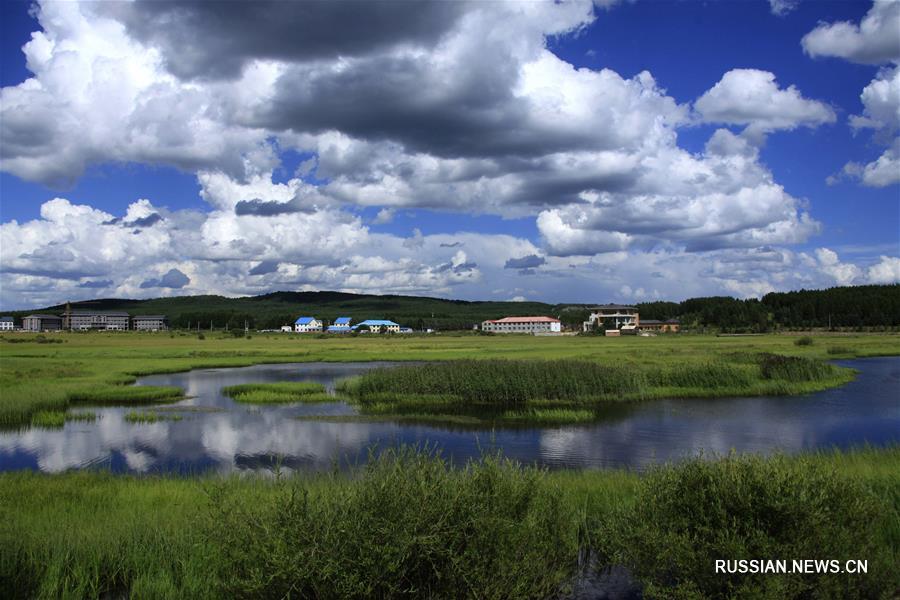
485, 316, 560, 323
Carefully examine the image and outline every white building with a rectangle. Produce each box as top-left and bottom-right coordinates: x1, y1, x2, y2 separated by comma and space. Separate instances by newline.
132, 315, 169, 331
326, 317, 352, 333
294, 317, 323, 333
23, 314, 62, 331
280, 325, 293, 332
481, 316, 561, 334
0, 317, 14, 331
583, 305, 639, 332
67, 310, 130, 331
352, 319, 401, 333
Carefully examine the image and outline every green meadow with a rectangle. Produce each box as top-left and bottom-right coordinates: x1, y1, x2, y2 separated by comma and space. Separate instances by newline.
1, 446, 897, 599
2, 330, 896, 426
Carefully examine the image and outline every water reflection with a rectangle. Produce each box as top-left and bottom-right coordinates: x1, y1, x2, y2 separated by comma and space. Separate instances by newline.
1, 358, 897, 474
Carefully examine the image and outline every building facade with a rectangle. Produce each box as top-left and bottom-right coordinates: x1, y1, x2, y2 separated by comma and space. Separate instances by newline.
22, 315, 62, 331
481, 316, 562, 334
326, 317, 352, 333
67, 310, 130, 331
0, 317, 14, 331
640, 319, 680, 333
132, 315, 169, 331
294, 317, 323, 333
583, 305, 639, 332
352, 319, 401, 333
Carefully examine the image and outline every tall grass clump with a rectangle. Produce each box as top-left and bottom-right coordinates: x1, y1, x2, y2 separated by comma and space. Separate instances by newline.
794, 335, 815, 346
124, 411, 182, 423
30, 410, 65, 428
500, 408, 596, 425
758, 353, 836, 381
67, 386, 183, 406
207, 447, 578, 599
597, 452, 897, 599
221, 382, 328, 404
649, 362, 756, 389
827, 345, 853, 355
30, 410, 98, 427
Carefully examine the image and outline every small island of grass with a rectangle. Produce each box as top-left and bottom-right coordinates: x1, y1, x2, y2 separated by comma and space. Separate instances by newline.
221, 382, 332, 404
336, 354, 853, 425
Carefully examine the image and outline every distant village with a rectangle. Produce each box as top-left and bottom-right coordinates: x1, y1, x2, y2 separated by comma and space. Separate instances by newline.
1, 303, 679, 335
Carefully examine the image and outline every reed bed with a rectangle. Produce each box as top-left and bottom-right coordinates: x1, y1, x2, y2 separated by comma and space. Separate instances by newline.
338, 355, 847, 424
758, 353, 838, 381
338, 359, 651, 406
67, 386, 184, 405
221, 382, 329, 404
500, 408, 596, 424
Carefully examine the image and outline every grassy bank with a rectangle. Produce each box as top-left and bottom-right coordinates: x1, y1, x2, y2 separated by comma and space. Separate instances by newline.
1, 332, 898, 426
1, 446, 897, 599
336, 354, 854, 424
221, 381, 330, 404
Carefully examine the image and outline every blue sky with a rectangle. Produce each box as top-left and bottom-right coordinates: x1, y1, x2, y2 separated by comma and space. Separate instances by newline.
0, 0, 898, 309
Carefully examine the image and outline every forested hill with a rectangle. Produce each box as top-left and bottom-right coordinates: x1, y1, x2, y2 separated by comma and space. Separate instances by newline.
9, 284, 900, 332
637, 284, 900, 332
15, 291, 558, 331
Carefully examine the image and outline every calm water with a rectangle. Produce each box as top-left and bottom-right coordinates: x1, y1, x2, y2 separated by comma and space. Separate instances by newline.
1, 358, 897, 474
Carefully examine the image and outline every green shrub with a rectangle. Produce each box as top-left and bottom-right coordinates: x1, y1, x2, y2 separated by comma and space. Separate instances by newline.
795, 336, 814, 346
597, 453, 894, 599
207, 447, 577, 599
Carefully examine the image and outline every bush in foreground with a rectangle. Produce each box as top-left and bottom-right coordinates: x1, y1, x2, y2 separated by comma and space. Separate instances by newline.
597, 453, 894, 599
206, 447, 578, 599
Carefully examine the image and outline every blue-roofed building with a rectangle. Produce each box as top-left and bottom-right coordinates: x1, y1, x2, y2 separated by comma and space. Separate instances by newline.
294, 316, 323, 333
327, 316, 352, 333
352, 319, 400, 333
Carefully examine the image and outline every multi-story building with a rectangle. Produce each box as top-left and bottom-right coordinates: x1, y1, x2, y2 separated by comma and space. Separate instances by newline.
640, 319, 680, 333
66, 310, 130, 331
22, 314, 62, 331
0, 317, 14, 331
326, 317, 352, 333
132, 315, 169, 331
582, 305, 639, 332
481, 316, 561, 334
352, 319, 401, 333
294, 317, 323, 333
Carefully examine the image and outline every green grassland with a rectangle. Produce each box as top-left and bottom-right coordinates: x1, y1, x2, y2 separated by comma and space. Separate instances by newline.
2, 331, 897, 427
1, 446, 897, 599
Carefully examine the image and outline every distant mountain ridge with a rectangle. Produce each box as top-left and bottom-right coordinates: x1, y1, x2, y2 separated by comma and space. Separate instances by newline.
6, 284, 899, 332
